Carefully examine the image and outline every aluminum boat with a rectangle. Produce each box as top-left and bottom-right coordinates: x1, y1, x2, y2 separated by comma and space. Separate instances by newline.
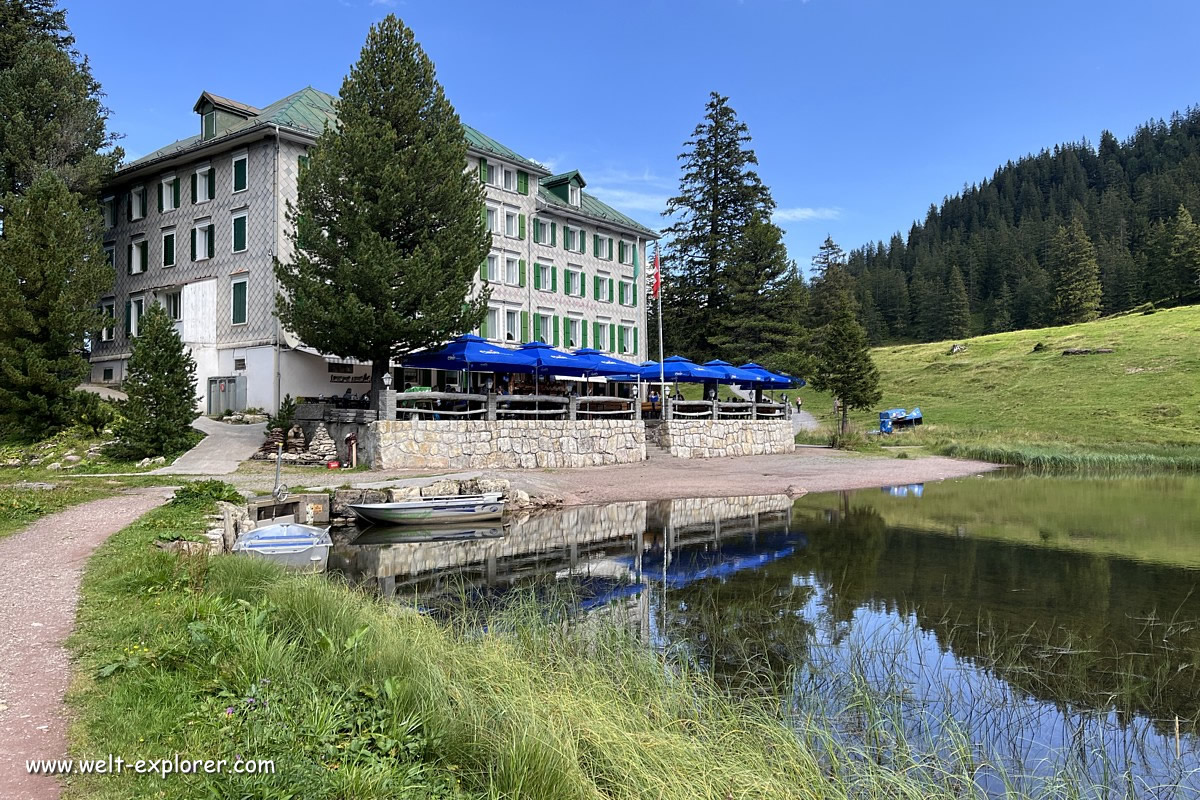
232, 523, 332, 571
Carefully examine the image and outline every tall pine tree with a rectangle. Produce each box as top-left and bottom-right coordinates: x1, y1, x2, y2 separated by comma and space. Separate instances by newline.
1049, 217, 1102, 324
113, 304, 198, 459
661, 93, 773, 361
276, 15, 489, 402
945, 264, 971, 339
0, 171, 108, 435
808, 290, 881, 435
1169, 204, 1200, 295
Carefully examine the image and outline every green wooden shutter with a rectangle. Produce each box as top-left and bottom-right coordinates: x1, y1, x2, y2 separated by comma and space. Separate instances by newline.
163, 233, 174, 266
480, 312, 489, 339
479, 157, 487, 183
593, 234, 600, 256
594, 275, 601, 298
533, 263, 542, 290
190, 228, 197, 260
550, 222, 557, 246
608, 237, 614, 260
125, 192, 131, 222
517, 170, 528, 195
206, 225, 214, 257
609, 278, 615, 303
124, 300, 131, 334
206, 168, 215, 199
234, 157, 247, 192
581, 321, 588, 347
580, 230, 586, 254
532, 219, 539, 243
520, 311, 529, 342
533, 314, 542, 341
634, 328, 639, 356
553, 316, 560, 346
593, 322, 601, 350
580, 272, 587, 299
190, 173, 197, 203
562, 225, 569, 250
173, 178, 180, 208
233, 216, 247, 252
518, 214, 526, 240
157, 182, 163, 212
480, 204, 487, 228
232, 281, 247, 325
610, 324, 616, 353
551, 267, 557, 293
633, 244, 639, 271
479, 260, 487, 281
632, 284, 638, 307
519, 259, 526, 287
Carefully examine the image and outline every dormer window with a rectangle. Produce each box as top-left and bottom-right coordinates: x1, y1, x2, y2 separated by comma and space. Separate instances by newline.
202, 108, 215, 139
569, 184, 580, 206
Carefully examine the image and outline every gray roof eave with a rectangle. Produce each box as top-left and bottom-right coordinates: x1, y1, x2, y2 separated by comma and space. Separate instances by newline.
110, 123, 319, 185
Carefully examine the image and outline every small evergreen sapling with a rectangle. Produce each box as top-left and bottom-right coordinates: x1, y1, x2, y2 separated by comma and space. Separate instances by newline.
113, 304, 198, 458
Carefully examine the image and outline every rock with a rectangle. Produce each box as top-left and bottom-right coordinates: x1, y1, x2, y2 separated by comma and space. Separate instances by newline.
421, 479, 462, 497
215, 500, 254, 553
513, 489, 532, 508
155, 539, 209, 556
46, 462, 62, 471
286, 424, 307, 454
476, 478, 511, 495
305, 423, 338, 461
137, 457, 151, 468
3, 458, 20, 468
150, 456, 167, 465
63, 455, 82, 464
331, 488, 387, 517
27, 457, 42, 466
949, 343, 967, 355
252, 427, 286, 460
386, 486, 422, 502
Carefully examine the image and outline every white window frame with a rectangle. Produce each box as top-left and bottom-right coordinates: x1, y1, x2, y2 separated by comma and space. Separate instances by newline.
619, 323, 634, 354
230, 277, 248, 326
595, 235, 610, 260
194, 165, 212, 203
102, 196, 115, 228
131, 185, 146, 220
504, 208, 518, 238
504, 255, 520, 285
502, 167, 516, 192
195, 219, 213, 261
101, 301, 115, 342
161, 174, 178, 212
231, 152, 248, 194
162, 290, 182, 322
537, 262, 551, 290
565, 315, 582, 350
569, 184, 580, 206
597, 272, 611, 302
596, 319, 610, 352
568, 266, 585, 297
129, 295, 145, 337
162, 228, 176, 268
505, 309, 520, 342
575, 227, 586, 254
232, 210, 248, 253
485, 306, 501, 340
537, 311, 553, 343
486, 253, 500, 283
484, 162, 497, 186
619, 240, 633, 265
131, 238, 147, 274
485, 205, 498, 233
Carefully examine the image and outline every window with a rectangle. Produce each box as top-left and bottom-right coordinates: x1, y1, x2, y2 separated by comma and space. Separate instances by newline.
130, 185, 146, 220
569, 184, 580, 206
232, 153, 248, 193
484, 253, 499, 282
102, 367, 113, 382
533, 218, 556, 245
594, 234, 613, 260
192, 221, 214, 261
618, 324, 632, 355
100, 301, 115, 342
505, 309, 519, 342
232, 211, 248, 253
162, 290, 181, 321
162, 230, 176, 267
565, 268, 583, 297
619, 240, 634, 265
480, 159, 497, 186
537, 262, 551, 291
536, 312, 553, 343
231, 278, 248, 325
505, 255, 520, 285
485, 206, 497, 233
234, 358, 247, 371
595, 320, 610, 352
202, 109, 215, 139
502, 168, 516, 192
565, 317, 582, 350
595, 273, 613, 302
104, 246, 115, 270
128, 239, 148, 274
193, 165, 214, 203
563, 224, 585, 253
504, 209, 517, 237
128, 295, 145, 337
102, 197, 115, 228
484, 307, 500, 340
160, 175, 179, 212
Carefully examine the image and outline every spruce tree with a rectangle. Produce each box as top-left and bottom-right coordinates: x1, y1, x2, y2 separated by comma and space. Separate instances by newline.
989, 281, 1014, 333
808, 236, 855, 332
1049, 218, 1102, 324
808, 292, 881, 435
945, 264, 971, 339
275, 15, 489, 401
113, 304, 198, 459
661, 93, 773, 360
1169, 204, 1200, 295
0, 171, 108, 435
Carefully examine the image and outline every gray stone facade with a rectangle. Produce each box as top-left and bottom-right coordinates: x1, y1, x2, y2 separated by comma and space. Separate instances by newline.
659, 420, 795, 459
365, 419, 646, 470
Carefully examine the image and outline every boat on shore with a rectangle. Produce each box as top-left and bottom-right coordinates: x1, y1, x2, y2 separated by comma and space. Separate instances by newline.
348, 493, 505, 526
232, 523, 332, 571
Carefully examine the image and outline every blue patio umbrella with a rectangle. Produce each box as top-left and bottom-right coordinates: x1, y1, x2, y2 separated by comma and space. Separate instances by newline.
654, 355, 723, 382
605, 360, 659, 382
702, 359, 763, 385
738, 362, 804, 388
517, 340, 593, 375
571, 348, 641, 377
402, 334, 538, 373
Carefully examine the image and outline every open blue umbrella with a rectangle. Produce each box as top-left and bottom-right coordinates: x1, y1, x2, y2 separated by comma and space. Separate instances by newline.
654, 355, 722, 382
571, 348, 641, 377
702, 359, 763, 385
402, 334, 537, 373
517, 341, 592, 375
738, 362, 803, 388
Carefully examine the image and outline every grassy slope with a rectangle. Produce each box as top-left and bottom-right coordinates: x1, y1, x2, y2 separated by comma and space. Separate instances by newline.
791, 305, 1200, 462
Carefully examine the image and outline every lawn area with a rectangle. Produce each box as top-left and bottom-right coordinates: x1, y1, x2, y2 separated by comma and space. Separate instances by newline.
783, 305, 1200, 468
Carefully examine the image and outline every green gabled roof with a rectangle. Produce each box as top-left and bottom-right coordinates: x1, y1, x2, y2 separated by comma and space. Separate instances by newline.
462, 124, 547, 174
543, 170, 586, 187
537, 184, 658, 238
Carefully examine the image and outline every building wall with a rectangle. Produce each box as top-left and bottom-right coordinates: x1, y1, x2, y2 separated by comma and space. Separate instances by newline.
365, 419, 646, 470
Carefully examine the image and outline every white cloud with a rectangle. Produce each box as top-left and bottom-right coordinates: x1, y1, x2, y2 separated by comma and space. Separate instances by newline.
533, 155, 562, 174
772, 207, 842, 222
586, 186, 671, 215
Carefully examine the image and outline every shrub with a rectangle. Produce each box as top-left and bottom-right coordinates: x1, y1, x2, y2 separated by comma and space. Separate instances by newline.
171, 480, 242, 506
72, 390, 115, 436
267, 393, 297, 430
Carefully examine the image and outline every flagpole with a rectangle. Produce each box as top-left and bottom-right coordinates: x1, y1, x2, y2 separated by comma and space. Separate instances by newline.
655, 242, 665, 392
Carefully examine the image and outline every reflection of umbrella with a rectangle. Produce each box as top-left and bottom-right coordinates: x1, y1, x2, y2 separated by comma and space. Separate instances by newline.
702, 359, 762, 385
402, 335, 537, 373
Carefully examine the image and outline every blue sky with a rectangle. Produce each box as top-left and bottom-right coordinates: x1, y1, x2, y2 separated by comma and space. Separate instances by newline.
67, 0, 1200, 274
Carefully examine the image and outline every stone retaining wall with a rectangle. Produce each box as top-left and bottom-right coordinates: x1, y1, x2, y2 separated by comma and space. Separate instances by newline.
659, 419, 794, 459
364, 419, 646, 470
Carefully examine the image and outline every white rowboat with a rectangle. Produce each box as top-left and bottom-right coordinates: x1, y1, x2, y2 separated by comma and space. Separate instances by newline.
232, 523, 332, 572
348, 493, 505, 526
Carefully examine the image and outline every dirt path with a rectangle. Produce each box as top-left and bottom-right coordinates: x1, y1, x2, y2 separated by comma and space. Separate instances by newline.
0, 487, 174, 800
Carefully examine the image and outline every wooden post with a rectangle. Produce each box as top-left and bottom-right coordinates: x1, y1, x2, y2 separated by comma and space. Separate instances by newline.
486, 391, 497, 422
711, 399, 719, 420
568, 395, 578, 421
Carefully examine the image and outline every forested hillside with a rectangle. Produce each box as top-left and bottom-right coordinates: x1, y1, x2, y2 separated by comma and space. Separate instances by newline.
845, 107, 1200, 342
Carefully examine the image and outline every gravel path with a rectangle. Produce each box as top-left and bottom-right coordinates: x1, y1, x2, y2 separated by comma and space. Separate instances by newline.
0, 487, 174, 800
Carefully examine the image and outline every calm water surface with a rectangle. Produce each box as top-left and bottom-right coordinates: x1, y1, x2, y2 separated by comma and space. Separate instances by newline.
329, 474, 1200, 796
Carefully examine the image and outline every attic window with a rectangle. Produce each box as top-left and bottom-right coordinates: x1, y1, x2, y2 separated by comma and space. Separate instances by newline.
569, 184, 580, 206
202, 109, 215, 139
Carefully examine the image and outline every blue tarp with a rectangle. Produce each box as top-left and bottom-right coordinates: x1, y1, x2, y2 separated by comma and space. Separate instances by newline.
402, 334, 539, 373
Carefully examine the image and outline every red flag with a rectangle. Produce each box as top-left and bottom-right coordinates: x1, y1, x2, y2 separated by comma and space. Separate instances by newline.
652, 249, 661, 299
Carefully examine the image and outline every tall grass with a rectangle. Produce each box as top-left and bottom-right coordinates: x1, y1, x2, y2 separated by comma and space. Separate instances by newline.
935, 441, 1200, 472
69, 493, 1199, 799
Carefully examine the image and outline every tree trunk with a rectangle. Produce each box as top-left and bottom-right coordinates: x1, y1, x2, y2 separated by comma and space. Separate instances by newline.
840, 402, 849, 435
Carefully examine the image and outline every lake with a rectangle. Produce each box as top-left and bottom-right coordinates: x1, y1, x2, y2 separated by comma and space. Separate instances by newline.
329, 474, 1200, 796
